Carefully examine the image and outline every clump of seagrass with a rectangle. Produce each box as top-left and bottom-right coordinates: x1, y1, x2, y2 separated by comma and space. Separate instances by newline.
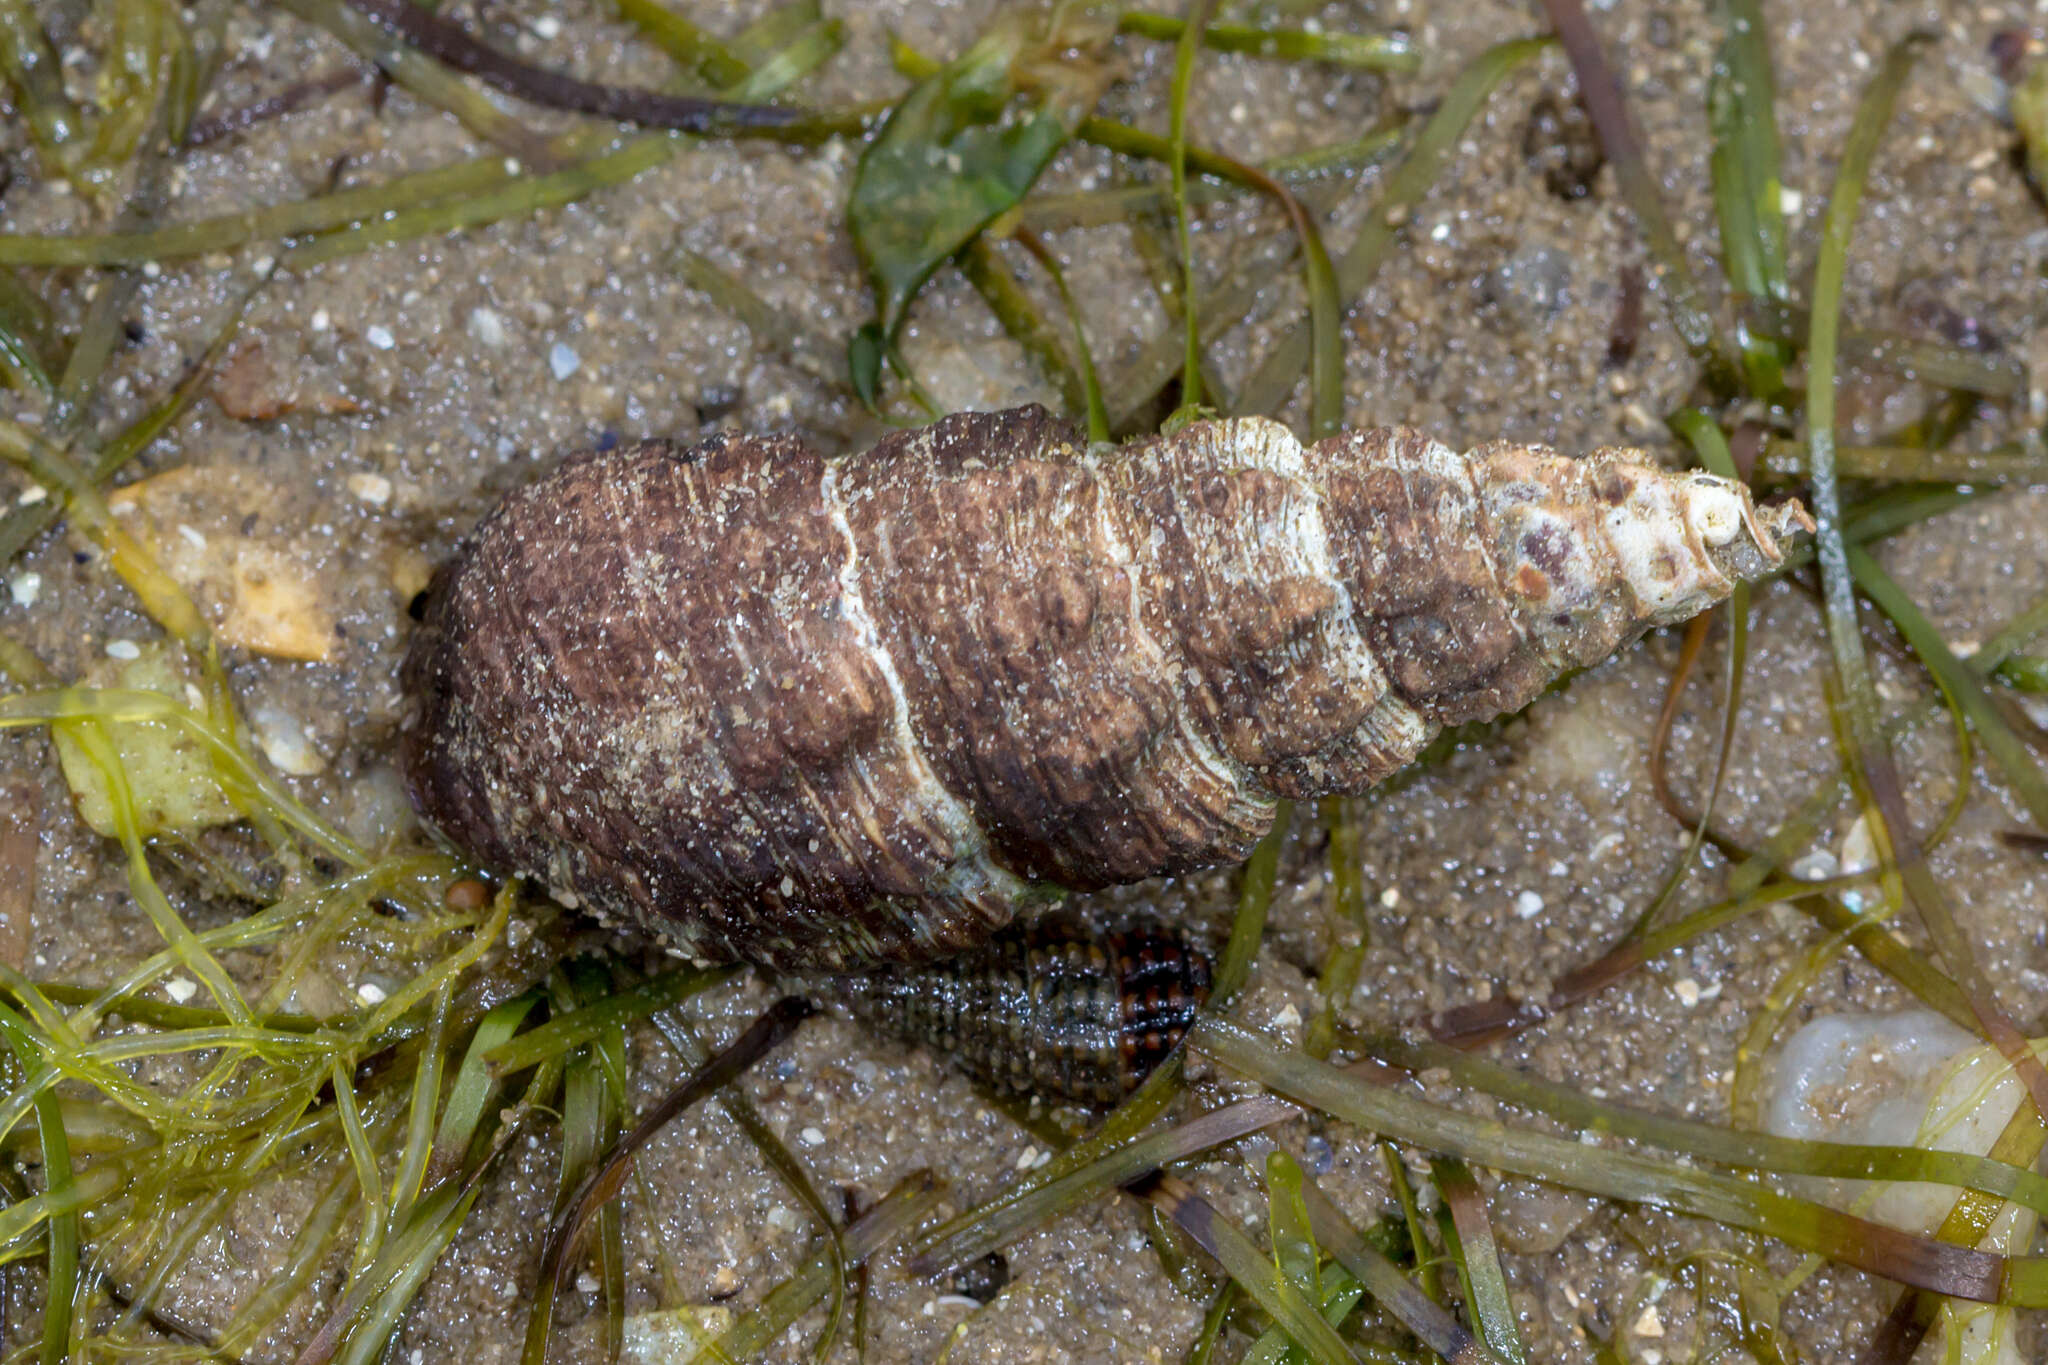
401, 406, 1810, 971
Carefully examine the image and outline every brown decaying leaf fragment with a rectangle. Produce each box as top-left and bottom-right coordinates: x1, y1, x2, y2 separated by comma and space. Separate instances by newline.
339, 0, 810, 135
210, 339, 360, 422
1605, 261, 1645, 369
186, 68, 370, 147
401, 406, 1810, 971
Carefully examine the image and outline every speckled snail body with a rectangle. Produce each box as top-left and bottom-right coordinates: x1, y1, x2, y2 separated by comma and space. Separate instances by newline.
833, 919, 1214, 1105
400, 405, 1809, 974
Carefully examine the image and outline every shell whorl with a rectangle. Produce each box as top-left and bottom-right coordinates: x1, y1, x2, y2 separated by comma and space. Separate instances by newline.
401, 405, 1808, 971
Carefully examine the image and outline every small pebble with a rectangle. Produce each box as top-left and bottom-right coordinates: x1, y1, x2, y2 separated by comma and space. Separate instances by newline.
1378, 886, 1401, 908
164, 976, 198, 1004
575, 1271, 599, 1295
532, 14, 561, 37
445, 878, 490, 912
310, 308, 331, 331
141, 261, 162, 279
356, 981, 388, 1005
1633, 1305, 1665, 1338
347, 472, 393, 506
251, 704, 327, 775
467, 307, 509, 348
765, 1204, 800, 1231
799, 1125, 825, 1147
1789, 850, 1839, 881
1779, 187, 1804, 216
1621, 402, 1662, 439
549, 341, 581, 380
7, 571, 39, 606
105, 639, 141, 660
1301, 1133, 1334, 1175
16, 484, 47, 506
1014, 1146, 1040, 1171
365, 324, 396, 351
1838, 814, 1878, 878
1670, 978, 1701, 1007
1514, 889, 1545, 919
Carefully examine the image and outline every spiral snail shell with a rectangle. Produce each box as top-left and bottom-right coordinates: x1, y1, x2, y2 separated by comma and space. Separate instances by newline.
400, 405, 1808, 973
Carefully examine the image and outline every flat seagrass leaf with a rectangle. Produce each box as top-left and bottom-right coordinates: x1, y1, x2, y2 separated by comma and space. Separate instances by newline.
847, 322, 887, 409
2015, 58, 2048, 195
847, 17, 1073, 346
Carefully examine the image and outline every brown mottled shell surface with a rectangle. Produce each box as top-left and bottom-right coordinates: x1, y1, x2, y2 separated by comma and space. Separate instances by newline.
401, 406, 1807, 971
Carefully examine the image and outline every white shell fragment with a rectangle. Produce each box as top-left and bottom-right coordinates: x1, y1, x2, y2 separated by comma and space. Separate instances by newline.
1768, 1010, 2041, 1365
